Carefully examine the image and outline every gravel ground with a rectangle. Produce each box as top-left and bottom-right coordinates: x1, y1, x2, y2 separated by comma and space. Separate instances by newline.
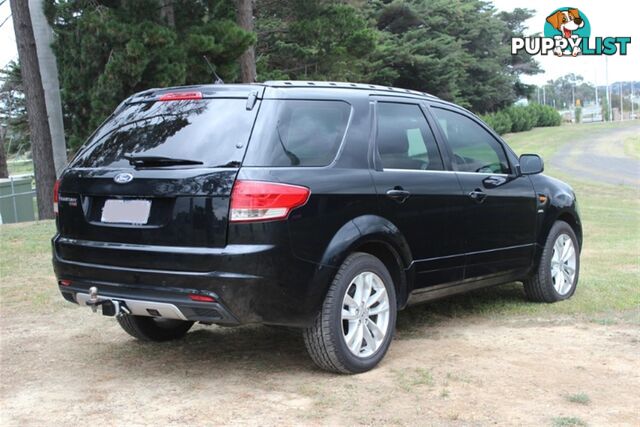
548, 123, 640, 187
1, 307, 639, 426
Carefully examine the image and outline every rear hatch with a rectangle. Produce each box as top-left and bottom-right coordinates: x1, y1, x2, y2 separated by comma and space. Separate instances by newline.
55, 87, 262, 272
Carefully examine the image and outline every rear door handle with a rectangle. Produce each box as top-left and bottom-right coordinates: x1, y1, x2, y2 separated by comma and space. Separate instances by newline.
386, 187, 411, 203
468, 188, 487, 203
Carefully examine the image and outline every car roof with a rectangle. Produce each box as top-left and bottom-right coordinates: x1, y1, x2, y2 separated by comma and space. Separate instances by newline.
127, 80, 440, 103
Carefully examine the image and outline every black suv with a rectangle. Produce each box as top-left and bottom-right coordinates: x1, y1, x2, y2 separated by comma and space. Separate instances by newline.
53, 81, 582, 373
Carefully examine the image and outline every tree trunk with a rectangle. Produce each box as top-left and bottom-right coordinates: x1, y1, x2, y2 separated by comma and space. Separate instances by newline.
159, 1, 175, 27
0, 126, 8, 179
10, 0, 56, 220
235, 0, 256, 83
29, 0, 67, 177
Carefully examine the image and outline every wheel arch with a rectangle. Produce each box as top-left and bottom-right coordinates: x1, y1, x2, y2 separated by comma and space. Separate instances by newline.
318, 215, 414, 308
556, 211, 583, 250
531, 207, 583, 276
538, 207, 583, 251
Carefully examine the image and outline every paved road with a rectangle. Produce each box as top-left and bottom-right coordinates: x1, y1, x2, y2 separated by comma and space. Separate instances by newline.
548, 123, 640, 187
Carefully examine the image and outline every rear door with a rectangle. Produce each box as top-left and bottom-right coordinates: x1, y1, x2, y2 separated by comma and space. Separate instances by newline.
55, 92, 261, 272
370, 99, 466, 288
429, 105, 537, 278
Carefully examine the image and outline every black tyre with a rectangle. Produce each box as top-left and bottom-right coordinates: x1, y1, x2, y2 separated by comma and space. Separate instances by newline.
303, 252, 397, 374
116, 314, 194, 342
524, 220, 580, 302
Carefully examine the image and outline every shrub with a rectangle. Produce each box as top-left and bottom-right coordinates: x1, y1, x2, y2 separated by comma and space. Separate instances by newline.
481, 104, 560, 135
539, 105, 562, 126
481, 111, 512, 135
505, 106, 535, 132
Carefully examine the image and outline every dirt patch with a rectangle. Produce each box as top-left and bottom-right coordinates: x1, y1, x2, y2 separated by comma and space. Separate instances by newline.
1, 307, 638, 426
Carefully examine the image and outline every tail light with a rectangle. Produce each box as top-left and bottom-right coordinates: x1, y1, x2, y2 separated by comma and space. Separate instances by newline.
53, 179, 61, 214
230, 180, 310, 223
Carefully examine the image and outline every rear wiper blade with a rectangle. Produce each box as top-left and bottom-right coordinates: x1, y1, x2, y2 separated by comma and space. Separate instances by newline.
124, 154, 203, 167
211, 161, 241, 168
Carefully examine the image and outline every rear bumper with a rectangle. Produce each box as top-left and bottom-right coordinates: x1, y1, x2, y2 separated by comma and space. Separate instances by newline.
52, 235, 336, 327
62, 286, 239, 324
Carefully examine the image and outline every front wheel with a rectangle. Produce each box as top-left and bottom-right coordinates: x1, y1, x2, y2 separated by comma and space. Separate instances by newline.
303, 252, 397, 374
524, 220, 580, 302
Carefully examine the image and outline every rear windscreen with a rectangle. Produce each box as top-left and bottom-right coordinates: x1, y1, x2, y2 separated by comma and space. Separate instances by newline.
70, 98, 258, 168
243, 100, 351, 167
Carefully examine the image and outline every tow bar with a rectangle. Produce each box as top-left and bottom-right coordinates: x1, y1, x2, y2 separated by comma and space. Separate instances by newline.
84, 286, 131, 317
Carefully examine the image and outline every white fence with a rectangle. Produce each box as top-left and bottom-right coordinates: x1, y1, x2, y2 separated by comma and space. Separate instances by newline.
0, 174, 37, 224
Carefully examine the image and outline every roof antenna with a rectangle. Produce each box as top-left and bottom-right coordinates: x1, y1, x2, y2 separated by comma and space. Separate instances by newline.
203, 56, 224, 84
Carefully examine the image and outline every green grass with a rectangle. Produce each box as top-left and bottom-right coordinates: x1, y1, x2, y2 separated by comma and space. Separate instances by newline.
623, 135, 640, 160
0, 221, 69, 315
565, 393, 591, 405
552, 416, 587, 427
7, 159, 34, 176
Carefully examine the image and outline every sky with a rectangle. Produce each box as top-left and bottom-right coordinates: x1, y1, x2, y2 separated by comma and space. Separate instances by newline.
0, 1, 638, 86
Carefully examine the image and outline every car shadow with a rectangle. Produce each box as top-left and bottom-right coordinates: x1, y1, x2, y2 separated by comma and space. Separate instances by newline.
102, 282, 528, 374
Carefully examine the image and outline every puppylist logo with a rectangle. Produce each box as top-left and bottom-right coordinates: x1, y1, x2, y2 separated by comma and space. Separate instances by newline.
512, 7, 631, 57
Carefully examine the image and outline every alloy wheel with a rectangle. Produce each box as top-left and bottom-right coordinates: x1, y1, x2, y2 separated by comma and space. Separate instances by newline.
341, 271, 391, 358
550, 233, 577, 295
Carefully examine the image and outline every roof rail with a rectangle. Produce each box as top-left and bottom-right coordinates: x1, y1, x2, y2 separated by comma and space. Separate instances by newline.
263, 80, 439, 99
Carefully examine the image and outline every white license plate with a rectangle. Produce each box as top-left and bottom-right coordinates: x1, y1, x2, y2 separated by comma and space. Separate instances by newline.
101, 199, 151, 224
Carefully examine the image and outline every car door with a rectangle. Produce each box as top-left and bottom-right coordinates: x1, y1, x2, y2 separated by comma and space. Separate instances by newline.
371, 99, 467, 289
429, 105, 537, 279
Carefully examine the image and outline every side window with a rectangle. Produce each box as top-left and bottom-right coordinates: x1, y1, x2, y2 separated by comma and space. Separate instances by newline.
432, 108, 511, 174
376, 102, 443, 171
244, 100, 351, 167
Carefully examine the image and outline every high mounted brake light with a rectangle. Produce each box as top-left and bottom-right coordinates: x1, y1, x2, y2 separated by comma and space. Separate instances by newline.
230, 180, 310, 223
158, 91, 203, 101
53, 179, 61, 215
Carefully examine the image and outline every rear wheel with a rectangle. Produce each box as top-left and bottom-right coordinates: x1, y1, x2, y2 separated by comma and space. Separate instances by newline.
303, 252, 397, 374
524, 221, 580, 302
117, 314, 194, 342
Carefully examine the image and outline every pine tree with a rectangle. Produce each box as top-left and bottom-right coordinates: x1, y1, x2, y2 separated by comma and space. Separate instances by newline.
45, 0, 254, 151
0, 61, 29, 156
366, 0, 541, 113
256, 1, 377, 82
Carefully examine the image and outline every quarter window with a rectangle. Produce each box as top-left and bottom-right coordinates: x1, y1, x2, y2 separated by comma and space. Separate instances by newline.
243, 100, 351, 167
432, 108, 511, 174
376, 103, 443, 171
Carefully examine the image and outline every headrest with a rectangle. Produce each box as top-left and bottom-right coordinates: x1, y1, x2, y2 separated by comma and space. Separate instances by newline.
378, 125, 408, 155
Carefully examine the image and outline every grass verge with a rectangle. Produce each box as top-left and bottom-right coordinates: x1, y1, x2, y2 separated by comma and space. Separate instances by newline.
623, 135, 640, 159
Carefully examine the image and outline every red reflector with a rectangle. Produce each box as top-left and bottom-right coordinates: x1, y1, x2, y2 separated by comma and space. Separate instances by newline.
59, 280, 72, 286
230, 180, 310, 223
53, 179, 61, 215
189, 294, 216, 303
158, 91, 203, 101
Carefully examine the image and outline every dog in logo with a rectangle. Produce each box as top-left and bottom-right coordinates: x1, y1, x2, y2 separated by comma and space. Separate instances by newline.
546, 8, 585, 56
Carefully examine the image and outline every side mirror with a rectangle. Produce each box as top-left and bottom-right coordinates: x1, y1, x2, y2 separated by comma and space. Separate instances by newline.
519, 154, 544, 175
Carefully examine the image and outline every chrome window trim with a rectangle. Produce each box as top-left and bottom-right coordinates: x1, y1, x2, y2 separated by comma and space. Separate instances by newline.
383, 168, 509, 177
